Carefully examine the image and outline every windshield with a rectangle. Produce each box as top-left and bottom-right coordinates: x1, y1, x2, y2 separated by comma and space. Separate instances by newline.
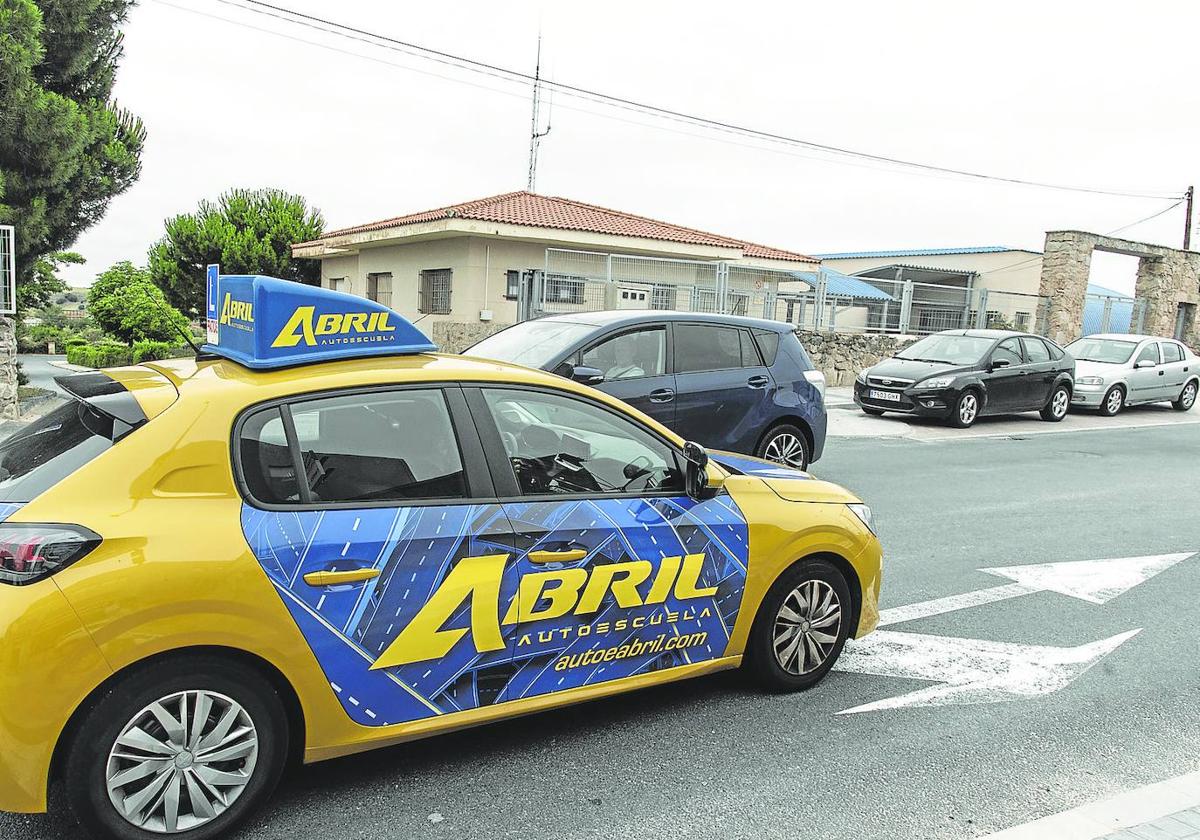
1065, 337, 1138, 364
466, 320, 596, 369
0, 399, 116, 503
896, 334, 996, 366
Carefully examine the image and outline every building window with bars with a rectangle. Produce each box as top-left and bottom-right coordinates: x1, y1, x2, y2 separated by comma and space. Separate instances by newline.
366, 272, 392, 308
650, 283, 676, 310
545, 274, 584, 305
505, 270, 521, 300
418, 269, 452, 314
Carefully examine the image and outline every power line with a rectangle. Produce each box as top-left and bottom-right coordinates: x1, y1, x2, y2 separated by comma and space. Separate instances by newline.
205, 0, 1182, 201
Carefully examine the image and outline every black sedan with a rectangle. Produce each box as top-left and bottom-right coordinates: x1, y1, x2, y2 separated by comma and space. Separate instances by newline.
853, 329, 1075, 428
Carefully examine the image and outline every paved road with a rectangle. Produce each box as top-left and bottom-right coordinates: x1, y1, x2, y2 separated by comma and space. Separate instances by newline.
16, 354, 69, 396
4, 421, 1199, 840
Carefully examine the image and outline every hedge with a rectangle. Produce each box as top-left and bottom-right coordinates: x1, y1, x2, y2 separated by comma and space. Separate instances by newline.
67, 341, 192, 369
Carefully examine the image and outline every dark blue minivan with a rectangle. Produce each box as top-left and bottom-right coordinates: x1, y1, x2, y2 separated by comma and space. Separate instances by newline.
465, 311, 828, 469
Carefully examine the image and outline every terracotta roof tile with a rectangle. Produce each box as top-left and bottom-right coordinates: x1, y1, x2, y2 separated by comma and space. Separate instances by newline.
295, 191, 814, 262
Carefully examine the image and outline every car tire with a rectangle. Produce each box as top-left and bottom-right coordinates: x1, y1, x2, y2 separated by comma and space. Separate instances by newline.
745, 558, 853, 693
948, 390, 980, 428
861, 406, 885, 416
756, 423, 811, 470
62, 657, 289, 840
1174, 380, 1198, 412
1098, 385, 1125, 417
1040, 384, 1071, 422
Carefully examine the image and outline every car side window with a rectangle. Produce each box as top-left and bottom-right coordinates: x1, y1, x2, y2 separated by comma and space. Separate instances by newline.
1021, 337, 1051, 363
992, 338, 1024, 366
753, 329, 780, 365
1135, 343, 1160, 365
239, 408, 300, 504
240, 389, 468, 505
1161, 342, 1183, 363
481, 388, 684, 497
581, 327, 667, 381
675, 324, 751, 373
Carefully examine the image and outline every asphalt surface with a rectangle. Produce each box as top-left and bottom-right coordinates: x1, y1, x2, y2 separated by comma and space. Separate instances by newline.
16, 354, 69, 396
4, 417, 1199, 840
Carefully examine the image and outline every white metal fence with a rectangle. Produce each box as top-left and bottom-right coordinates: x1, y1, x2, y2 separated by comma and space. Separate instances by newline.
524, 248, 1058, 337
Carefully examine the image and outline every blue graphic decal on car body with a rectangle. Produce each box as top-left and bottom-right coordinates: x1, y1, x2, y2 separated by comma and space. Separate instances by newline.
710, 451, 811, 480
0, 503, 25, 523
240, 492, 749, 727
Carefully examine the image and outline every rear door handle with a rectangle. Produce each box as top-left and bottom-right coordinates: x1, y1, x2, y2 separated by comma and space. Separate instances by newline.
747, 375, 770, 388
303, 567, 381, 587
649, 388, 675, 403
529, 549, 588, 564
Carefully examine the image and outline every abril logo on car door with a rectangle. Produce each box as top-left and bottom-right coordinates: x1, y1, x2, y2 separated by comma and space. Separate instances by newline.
241, 493, 748, 726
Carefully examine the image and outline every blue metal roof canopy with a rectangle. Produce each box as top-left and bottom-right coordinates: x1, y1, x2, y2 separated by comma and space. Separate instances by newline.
790, 269, 896, 301
201, 270, 436, 369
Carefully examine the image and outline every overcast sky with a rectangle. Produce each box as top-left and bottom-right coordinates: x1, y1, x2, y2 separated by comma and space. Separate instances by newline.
59, 0, 1199, 295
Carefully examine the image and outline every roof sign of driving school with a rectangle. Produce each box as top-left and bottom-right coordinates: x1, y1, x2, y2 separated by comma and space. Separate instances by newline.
200, 272, 437, 369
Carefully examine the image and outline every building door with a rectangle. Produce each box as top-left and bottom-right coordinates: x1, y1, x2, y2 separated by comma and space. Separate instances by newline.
1175, 303, 1196, 341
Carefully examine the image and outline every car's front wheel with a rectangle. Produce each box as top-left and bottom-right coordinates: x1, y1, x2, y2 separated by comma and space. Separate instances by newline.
949, 390, 980, 428
746, 559, 852, 692
757, 424, 811, 470
1040, 384, 1071, 422
1099, 385, 1125, 417
63, 657, 288, 840
1173, 380, 1197, 412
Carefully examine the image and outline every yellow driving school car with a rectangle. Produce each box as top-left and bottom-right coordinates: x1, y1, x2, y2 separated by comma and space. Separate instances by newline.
0, 275, 881, 839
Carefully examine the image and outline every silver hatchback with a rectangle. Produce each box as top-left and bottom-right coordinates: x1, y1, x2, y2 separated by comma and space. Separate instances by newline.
1065, 333, 1199, 415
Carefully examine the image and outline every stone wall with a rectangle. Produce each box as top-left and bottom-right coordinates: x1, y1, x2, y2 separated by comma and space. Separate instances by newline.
798, 330, 918, 386
1039, 230, 1200, 345
432, 320, 514, 354
0, 317, 16, 420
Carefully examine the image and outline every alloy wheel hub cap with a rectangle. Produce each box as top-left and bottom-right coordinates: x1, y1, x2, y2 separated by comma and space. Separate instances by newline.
105, 689, 259, 834
764, 433, 805, 468
773, 580, 842, 675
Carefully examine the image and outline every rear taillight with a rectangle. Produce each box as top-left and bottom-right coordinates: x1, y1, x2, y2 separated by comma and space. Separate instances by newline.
0, 524, 101, 586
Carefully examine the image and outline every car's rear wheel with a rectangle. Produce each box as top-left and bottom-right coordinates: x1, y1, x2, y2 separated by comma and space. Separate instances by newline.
1173, 380, 1197, 412
756, 424, 811, 470
1099, 385, 1125, 416
949, 390, 980, 428
746, 559, 852, 692
861, 406, 885, 416
63, 657, 288, 840
1040, 384, 1071, 422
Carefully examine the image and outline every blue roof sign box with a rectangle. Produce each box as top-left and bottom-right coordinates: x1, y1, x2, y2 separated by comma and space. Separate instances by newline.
201, 272, 437, 369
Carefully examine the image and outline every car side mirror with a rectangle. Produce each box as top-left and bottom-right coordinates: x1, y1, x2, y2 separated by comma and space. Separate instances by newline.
990, 357, 1011, 371
682, 441, 722, 500
1135, 359, 1157, 369
571, 365, 605, 385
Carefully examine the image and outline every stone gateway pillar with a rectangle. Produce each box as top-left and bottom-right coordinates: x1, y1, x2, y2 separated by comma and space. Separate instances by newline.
1038, 230, 1200, 346
0, 317, 16, 420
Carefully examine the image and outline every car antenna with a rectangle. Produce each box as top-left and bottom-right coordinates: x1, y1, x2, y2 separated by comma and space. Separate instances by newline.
148, 282, 214, 360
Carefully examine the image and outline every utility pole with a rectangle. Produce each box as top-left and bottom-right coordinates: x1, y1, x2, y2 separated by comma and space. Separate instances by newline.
1184, 185, 1194, 251
525, 35, 551, 193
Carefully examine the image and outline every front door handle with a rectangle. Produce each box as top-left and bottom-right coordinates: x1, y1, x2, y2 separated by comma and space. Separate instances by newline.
528, 548, 588, 564
649, 388, 675, 403
747, 375, 770, 388
303, 567, 381, 587
1159, 370, 1165, 376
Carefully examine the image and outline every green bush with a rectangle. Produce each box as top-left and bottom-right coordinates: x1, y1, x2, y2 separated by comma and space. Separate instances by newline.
131, 341, 191, 363
67, 343, 134, 369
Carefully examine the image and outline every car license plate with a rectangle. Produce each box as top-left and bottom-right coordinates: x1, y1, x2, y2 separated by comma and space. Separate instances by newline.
868, 389, 902, 402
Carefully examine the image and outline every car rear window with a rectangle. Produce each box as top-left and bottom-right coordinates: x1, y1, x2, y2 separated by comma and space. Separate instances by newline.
753, 330, 781, 366
0, 399, 118, 503
675, 324, 755, 373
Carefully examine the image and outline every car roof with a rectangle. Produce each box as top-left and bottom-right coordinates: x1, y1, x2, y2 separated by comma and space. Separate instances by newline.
931, 328, 1030, 339
1081, 333, 1167, 342
533, 309, 795, 332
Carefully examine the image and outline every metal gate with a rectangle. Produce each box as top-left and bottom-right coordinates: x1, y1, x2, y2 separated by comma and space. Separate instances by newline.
1082, 292, 1147, 336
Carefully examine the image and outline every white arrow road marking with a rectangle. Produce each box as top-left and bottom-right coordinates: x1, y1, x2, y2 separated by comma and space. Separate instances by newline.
878, 552, 1194, 627
834, 628, 1141, 714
